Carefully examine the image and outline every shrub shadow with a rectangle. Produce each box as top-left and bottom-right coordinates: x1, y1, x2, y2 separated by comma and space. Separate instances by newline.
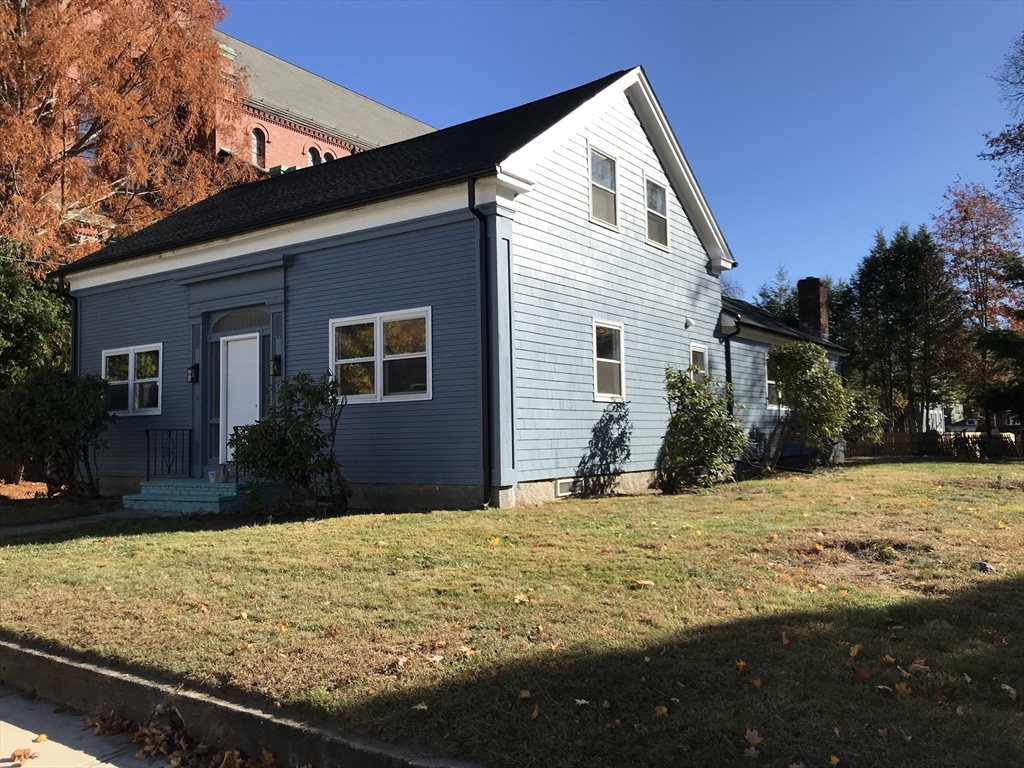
573, 402, 632, 497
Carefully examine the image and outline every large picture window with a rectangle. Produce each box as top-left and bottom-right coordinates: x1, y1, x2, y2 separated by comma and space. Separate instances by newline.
329, 308, 431, 402
593, 319, 625, 401
102, 344, 162, 415
590, 147, 617, 227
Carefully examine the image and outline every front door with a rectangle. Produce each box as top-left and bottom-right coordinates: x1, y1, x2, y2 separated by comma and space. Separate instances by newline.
220, 333, 261, 463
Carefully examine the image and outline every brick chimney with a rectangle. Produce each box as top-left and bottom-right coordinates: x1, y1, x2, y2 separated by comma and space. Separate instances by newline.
797, 277, 829, 340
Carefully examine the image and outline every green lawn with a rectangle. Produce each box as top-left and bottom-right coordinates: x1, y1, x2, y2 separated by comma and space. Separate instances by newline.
1, 460, 1022, 767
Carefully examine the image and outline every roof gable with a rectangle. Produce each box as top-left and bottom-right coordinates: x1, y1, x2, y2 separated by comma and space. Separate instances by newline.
501, 67, 734, 273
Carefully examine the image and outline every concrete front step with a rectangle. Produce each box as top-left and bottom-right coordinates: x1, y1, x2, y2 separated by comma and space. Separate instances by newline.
123, 478, 288, 514
122, 494, 242, 514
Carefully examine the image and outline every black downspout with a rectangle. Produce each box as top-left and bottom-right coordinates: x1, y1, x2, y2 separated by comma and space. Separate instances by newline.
724, 314, 740, 415
57, 276, 77, 376
468, 179, 492, 509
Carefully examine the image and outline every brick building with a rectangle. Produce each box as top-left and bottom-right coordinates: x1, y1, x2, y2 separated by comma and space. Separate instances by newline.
214, 32, 434, 172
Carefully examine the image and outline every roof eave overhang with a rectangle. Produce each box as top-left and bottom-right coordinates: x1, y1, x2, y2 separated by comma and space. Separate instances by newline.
56, 165, 502, 279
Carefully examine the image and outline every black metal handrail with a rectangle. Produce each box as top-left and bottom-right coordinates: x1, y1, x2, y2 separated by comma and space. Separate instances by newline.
146, 428, 193, 480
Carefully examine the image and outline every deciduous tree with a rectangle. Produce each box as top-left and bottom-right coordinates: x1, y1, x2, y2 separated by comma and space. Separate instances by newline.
984, 34, 1024, 212
0, 0, 256, 270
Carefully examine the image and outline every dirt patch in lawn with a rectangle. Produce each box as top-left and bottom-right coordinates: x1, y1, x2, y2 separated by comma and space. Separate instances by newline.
0, 480, 49, 501
943, 477, 1024, 492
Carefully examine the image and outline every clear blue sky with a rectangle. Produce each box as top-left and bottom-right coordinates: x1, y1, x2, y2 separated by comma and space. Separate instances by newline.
220, 0, 1022, 297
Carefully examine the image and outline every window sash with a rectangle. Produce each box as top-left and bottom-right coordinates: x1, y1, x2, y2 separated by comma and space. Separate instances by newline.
329, 308, 431, 402
594, 321, 624, 401
102, 344, 161, 415
590, 148, 617, 226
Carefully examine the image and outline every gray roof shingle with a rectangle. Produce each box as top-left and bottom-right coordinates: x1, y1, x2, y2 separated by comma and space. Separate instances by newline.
61, 69, 629, 276
721, 296, 848, 352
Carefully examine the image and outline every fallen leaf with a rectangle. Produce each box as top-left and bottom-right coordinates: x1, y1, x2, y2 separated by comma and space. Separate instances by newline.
736, 659, 751, 675
31, 735, 47, 743
744, 747, 760, 758
330, 627, 341, 637
259, 748, 275, 766
276, 623, 288, 634
601, 546, 611, 553
514, 593, 531, 604
781, 631, 789, 645
235, 642, 250, 651
575, 699, 589, 706
488, 537, 501, 547
849, 644, 862, 658
366, 687, 378, 696
884, 654, 896, 664
736, 588, 745, 595
461, 646, 476, 657
895, 681, 912, 698
1001, 683, 1017, 700
219, 752, 241, 768
878, 728, 888, 737
10, 749, 37, 765
839, 589, 848, 596
426, 654, 444, 663
830, 757, 840, 766
601, 700, 611, 709
908, 663, 930, 674
531, 703, 539, 720
654, 705, 668, 716
750, 678, 763, 688
519, 689, 532, 699
745, 728, 763, 745
412, 702, 428, 711
629, 579, 655, 589
660, 544, 668, 551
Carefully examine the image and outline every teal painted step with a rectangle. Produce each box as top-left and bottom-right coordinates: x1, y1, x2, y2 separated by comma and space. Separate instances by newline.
123, 478, 289, 514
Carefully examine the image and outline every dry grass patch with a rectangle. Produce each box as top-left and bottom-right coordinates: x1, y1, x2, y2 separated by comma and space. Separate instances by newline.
0, 460, 1022, 767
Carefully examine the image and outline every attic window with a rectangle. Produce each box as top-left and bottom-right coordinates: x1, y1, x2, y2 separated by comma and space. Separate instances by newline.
308, 147, 321, 166
324, 152, 335, 162
590, 148, 617, 227
646, 178, 668, 247
251, 128, 266, 168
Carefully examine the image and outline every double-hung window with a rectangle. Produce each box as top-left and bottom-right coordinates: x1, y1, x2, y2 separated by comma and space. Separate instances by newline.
330, 308, 431, 402
102, 344, 162, 415
594, 320, 625, 401
766, 358, 789, 410
590, 147, 617, 227
646, 177, 668, 247
690, 343, 708, 382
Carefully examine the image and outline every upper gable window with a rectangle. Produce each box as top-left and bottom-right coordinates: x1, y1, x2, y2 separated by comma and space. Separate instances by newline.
251, 128, 266, 168
590, 148, 617, 227
690, 343, 708, 381
646, 178, 668, 247
308, 147, 321, 166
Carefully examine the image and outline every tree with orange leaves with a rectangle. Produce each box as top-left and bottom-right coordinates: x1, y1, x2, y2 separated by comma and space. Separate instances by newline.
933, 180, 1024, 423
933, 180, 1023, 334
0, 0, 256, 271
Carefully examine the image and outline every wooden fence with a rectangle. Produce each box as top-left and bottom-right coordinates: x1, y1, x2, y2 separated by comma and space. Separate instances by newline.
846, 432, 1023, 459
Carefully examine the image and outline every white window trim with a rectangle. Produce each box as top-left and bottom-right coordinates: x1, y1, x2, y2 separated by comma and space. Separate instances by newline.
593, 318, 625, 403
587, 142, 620, 232
101, 343, 163, 416
690, 343, 708, 380
328, 307, 432, 403
765, 358, 788, 411
643, 171, 670, 251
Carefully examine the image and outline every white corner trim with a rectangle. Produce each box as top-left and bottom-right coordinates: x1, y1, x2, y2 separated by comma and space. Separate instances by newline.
67, 183, 476, 291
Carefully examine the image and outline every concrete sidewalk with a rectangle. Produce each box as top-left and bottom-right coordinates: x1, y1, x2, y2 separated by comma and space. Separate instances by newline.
0, 685, 157, 768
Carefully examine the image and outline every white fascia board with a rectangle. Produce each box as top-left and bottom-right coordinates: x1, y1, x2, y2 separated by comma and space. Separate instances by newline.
67, 183, 475, 291
624, 72, 735, 273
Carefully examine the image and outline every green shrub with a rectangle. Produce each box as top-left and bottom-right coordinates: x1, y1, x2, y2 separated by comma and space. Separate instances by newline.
0, 366, 113, 495
656, 364, 749, 492
228, 372, 350, 511
843, 386, 884, 444
763, 343, 850, 470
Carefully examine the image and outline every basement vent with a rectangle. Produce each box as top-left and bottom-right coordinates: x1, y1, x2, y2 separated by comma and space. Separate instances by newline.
555, 478, 574, 498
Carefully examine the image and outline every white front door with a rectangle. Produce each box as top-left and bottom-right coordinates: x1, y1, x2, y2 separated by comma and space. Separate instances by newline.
220, 334, 261, 463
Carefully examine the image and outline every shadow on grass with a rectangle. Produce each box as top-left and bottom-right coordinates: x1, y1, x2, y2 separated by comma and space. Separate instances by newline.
847, 455, 1024, 466
0, 504, 346, 547
3, 572, 1021, 767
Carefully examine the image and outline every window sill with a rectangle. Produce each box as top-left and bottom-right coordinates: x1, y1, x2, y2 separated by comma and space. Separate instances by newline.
595, 394, 625, 404
340, 394, 432, 404
645, 237, 670, 252
589, 216, 620, 233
